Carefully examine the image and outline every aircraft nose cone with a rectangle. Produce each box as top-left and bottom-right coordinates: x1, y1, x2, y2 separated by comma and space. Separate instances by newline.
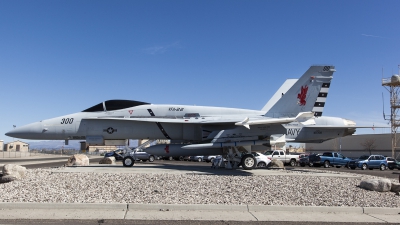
5, 122, 42, 139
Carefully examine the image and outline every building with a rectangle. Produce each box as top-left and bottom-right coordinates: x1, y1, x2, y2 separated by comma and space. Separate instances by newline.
305, 133, 399, 158
0, 140, 3, 151
4, 140, 29, 152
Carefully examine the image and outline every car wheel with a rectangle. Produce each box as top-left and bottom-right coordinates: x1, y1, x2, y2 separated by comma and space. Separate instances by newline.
361, 164, 368, 170
210, 158, 215, 163
350, 167, 356, 170
179, 156, 184, 161
380, 164, 386, 171
123, 156, 134, 167
324, 161, 330, 168
289, 159, 296, 167
241, 154, 256, 170
149, 155, 155, 162
257, 162, 267, 168
169, 156, 173, 161
198, 158, 202, 162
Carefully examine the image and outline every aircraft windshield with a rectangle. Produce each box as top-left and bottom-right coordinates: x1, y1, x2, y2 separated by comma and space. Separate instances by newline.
82, 100, 150, 112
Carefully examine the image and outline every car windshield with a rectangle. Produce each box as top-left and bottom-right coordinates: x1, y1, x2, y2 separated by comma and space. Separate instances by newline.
264, 151, 274, 155
358, 155, 369, 160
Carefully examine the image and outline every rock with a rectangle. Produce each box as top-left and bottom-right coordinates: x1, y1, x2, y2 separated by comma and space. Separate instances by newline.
391, 182, 400, 193
0, 175, 17, 183
65, 154, 89, 166
2, 164, 26, 179
359, 179, 391, 192
268, 159, 284, 168
99, 157, 116, 164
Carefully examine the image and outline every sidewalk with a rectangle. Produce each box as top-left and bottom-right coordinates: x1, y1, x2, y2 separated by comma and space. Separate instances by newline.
0, 203, 398, 222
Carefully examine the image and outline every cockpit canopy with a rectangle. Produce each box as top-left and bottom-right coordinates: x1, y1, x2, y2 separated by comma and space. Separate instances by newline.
82, 100, 150, 112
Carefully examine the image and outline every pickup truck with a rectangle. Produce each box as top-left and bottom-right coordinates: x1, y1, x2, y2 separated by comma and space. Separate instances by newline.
309, 152, 351, 168
264, 150, 299, 166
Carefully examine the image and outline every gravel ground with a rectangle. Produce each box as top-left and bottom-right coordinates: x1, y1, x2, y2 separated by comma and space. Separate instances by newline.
1, 168, 399, 207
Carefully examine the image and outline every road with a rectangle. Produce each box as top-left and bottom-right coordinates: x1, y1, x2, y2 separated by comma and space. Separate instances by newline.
3, 156, 399, 179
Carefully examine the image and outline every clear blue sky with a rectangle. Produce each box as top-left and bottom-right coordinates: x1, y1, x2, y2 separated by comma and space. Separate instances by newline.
1, 0, 399, 143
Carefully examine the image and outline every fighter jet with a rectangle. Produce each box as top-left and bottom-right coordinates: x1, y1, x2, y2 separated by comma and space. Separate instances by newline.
6, 65, 357, 170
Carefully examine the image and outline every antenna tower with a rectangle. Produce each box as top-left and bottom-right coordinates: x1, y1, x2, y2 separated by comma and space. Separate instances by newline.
382, 65, 400, 158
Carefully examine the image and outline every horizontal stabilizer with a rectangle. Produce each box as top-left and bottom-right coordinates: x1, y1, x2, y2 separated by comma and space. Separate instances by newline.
235, 111, 315, 129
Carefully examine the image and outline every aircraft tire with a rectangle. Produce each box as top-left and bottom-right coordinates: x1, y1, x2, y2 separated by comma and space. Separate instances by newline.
123, 156, 135, 167
241, 154, 256, 170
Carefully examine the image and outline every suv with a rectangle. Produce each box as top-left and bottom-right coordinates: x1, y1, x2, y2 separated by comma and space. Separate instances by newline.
348, 155, 388, 170
386, 157, 400, 170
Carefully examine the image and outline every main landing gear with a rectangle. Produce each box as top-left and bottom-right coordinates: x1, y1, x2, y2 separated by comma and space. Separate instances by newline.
223, 147, 256, 170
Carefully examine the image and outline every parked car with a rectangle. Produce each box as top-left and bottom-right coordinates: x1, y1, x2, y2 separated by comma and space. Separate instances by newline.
136, 151, 156, 162
386, 157, 400, 170
190, 156, 204, 162
159, 156, 185, 161
348, 155, 388, 170
202, 155, 217, 163
299, 153, 317, 167
264, 150, 299, 166
104, 149, 156, 162
252, 152, 271, 168
309, 152, 352, 168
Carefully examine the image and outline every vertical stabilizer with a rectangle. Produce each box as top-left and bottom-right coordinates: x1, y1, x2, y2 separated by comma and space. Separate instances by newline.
262, 79, 298, 112
264, 65, 335, 118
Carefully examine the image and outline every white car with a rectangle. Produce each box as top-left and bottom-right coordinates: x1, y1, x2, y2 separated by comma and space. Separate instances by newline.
252, 152, 271, 168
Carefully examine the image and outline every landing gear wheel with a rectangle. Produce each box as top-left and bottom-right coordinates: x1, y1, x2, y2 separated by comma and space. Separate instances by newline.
123, 156, 134, 167
241, 154, 256, 170
324, 161, 330, 168
149, 155, 155, 162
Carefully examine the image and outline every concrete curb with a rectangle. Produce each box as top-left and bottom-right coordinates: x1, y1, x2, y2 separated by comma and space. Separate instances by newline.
0, 202, 127, 210
0, 203, 398, 222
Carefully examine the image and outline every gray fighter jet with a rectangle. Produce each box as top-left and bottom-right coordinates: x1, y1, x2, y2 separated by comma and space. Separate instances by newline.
5, 65, 359, 169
